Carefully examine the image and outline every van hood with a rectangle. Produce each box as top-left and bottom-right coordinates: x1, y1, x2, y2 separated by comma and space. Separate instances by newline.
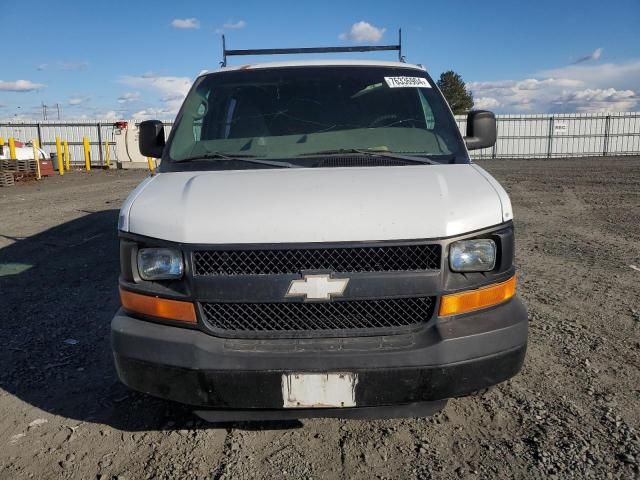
121, 164, 510, 244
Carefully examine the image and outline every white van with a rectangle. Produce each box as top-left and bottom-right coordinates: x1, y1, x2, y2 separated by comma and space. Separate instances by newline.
112, 43, 527, 420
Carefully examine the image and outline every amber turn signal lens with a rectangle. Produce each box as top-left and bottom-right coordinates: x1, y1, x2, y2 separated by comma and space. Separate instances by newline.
439, 276, 516, 317
119, 288, 196, 323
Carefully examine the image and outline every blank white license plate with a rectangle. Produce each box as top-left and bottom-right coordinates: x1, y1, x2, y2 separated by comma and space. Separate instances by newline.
282, 373, 358, 408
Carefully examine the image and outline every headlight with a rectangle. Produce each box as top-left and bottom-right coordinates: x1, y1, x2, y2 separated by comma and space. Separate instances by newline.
449, 239, 496, 272
137, 248, 184, 280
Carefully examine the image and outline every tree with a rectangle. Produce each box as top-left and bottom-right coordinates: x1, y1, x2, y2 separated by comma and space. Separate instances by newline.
437, 71, 474, 114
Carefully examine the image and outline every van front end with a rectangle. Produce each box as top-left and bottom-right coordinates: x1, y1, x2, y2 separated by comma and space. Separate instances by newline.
112, 222, 526, 420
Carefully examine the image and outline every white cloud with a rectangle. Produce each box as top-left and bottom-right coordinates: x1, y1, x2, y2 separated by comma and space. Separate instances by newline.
339, 21, 386, 43
85, 108, 128, 121
215, 20, 247, 34
0, 80, 45, 92
120, 75, 191, 97
469, 59, 640, 113
68, 96, 90, 106
131, 107, 176, 121
37, 61, 88, 71
160, 93, 186, 103
538, 60, 640, 91
554, 88, 637, 112
72, 109, 124, 121
573, 47, 603, 64
171, 18, 200, 29
474, 97, 501, 110
101, 110, 121, 121
117, 91, 141, 103
120, 74, 191, 118
223, 20, 246, 29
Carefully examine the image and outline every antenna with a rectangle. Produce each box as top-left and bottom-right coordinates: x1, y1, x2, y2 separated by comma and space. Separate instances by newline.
221, 34, 227, 67
220, 29, 405, 67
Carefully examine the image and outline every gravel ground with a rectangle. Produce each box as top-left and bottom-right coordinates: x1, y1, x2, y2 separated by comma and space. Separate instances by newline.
0, 158, 639, 479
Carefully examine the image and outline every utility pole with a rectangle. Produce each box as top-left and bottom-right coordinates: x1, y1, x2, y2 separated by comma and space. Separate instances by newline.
41, 103, 62, 120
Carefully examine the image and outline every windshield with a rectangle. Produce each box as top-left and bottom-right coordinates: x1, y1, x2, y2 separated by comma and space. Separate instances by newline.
167, 66, 468, 165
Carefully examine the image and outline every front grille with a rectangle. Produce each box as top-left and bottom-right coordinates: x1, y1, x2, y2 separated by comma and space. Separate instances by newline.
193, 244, 441, 276
200, 297, 435, 337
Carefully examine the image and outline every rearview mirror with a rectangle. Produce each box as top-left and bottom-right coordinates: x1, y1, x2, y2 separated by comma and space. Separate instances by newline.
139, 120, 165, 158
464, 110, 496, 150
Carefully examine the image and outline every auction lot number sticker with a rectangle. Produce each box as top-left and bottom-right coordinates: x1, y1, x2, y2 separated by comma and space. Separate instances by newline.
384, 76, 431, 88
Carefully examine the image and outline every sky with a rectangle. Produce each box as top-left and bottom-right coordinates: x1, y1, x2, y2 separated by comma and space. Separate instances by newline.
1, 0, 639, 121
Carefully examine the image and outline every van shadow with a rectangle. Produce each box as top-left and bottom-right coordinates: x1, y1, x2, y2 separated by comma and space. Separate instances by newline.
0, 210, 301, 432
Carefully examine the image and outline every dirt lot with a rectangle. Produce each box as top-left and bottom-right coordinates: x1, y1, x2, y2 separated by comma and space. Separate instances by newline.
1, 158, 639, 480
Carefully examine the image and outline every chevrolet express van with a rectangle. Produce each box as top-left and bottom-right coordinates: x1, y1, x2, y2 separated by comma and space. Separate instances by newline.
111, 47, 527, 420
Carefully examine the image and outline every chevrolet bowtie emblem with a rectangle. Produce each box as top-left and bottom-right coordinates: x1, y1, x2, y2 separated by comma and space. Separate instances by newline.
286, 274, 349, 301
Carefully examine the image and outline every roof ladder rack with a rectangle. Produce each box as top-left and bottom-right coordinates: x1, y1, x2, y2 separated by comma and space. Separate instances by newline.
221, 29, 404, 67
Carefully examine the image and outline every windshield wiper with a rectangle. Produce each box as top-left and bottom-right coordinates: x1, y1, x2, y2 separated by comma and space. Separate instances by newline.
300, 148, 440, 165
174, 152, 301, 168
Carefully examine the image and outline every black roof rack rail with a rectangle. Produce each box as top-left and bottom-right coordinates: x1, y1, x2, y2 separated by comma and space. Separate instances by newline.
221, 29, 404, 67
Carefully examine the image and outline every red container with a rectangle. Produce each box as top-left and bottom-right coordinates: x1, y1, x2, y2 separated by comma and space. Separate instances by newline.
39, 159, 55, 177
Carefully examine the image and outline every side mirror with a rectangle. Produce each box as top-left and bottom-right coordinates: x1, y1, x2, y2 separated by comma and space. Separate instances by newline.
464, 110, 497, 150
139, 120, 165, 158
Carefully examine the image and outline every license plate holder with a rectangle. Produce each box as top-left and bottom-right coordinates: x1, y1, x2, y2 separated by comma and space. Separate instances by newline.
282, 372, 357, 408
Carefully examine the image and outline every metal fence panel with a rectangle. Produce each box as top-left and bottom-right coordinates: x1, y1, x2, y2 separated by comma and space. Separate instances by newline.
2, 112, 639, 164
0, 121, 119, 167
454, 112, 640, 159
607, 113, 640, 155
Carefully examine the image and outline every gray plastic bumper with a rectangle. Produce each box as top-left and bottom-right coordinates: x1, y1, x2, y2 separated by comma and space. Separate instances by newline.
111, 297, 528, 412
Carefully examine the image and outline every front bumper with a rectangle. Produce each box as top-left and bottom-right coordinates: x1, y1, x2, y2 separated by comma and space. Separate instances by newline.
111, 297, 527, 419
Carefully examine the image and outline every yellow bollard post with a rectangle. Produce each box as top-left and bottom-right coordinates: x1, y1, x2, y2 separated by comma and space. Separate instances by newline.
0, 137, 4, 148
147, 156, 155, 172
83, 136, 91, 172
63, 140, 70, 170
8, 137, 17, 160
55, 137, 64, 176
32, 139, 42, 180
104, 140, 110, 168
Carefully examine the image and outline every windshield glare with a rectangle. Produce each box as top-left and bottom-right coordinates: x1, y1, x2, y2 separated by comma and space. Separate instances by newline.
168, 66, 467, 164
